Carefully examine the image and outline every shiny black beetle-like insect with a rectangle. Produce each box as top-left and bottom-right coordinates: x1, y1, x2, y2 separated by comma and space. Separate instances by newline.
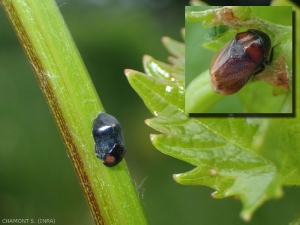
92, 112, 126, 167
210, 29, 276, 95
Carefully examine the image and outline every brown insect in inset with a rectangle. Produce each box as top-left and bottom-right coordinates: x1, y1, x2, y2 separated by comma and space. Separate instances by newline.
210, 29, 276, 95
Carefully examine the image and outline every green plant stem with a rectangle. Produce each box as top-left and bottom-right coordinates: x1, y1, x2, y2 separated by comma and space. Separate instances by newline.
0, 0, 147, 224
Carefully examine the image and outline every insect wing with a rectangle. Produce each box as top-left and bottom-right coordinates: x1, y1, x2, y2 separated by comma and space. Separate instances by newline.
211, 58, 257, 95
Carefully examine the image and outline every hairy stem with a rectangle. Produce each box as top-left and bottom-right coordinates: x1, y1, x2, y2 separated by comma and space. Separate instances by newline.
0, 0, 147, 224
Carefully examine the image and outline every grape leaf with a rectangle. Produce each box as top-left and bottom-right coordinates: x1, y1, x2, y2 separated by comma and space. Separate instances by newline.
125, 5, 300, 221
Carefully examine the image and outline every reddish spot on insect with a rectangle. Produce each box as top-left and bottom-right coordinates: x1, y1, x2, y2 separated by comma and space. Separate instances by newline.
210, 29, 277, 95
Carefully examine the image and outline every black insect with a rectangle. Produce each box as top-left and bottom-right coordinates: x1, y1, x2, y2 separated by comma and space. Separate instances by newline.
92, 112, 126, 167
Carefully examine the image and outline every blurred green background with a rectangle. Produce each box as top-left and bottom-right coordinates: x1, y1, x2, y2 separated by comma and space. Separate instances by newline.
0, 1, 300, 225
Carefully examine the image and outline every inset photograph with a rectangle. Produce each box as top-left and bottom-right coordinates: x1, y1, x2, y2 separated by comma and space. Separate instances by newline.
185, 6, 293, 115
